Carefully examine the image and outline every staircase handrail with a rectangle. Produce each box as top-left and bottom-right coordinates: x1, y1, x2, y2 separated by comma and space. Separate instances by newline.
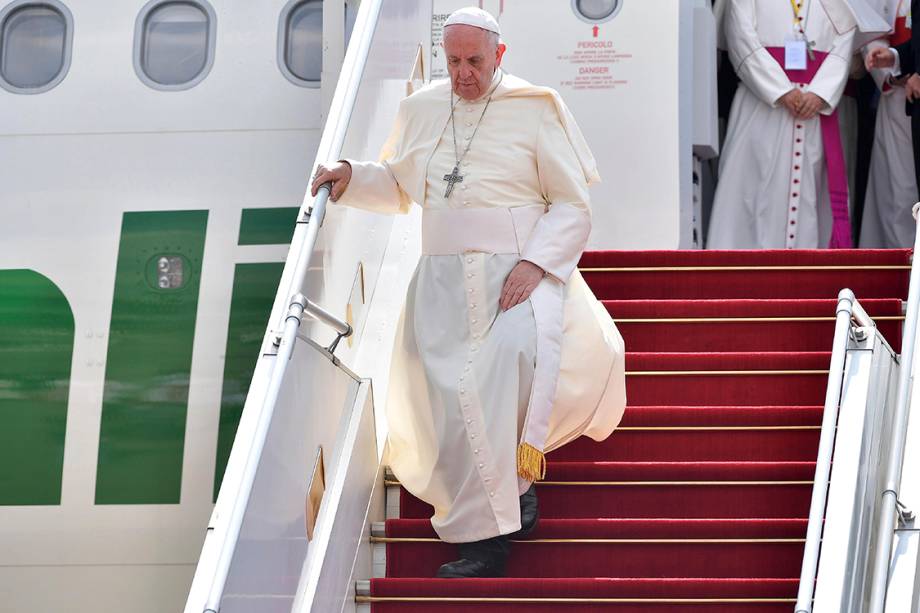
867, 204, 920, 613
190, 1, 385, 611
795, 288, 876, 613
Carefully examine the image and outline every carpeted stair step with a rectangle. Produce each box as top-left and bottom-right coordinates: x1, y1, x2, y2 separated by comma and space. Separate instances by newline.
385, 518, 809, 539
580, 249, 910, 301
362, 577, 801, 612
550, 405, 823, 462
610, 405, 823, 427
367, 249, 911, 612
626, 352, 831, 406
550, 426, 820, 462
608, 299, 903, 352
379, 518, 808, 579
398, 461, 815, 520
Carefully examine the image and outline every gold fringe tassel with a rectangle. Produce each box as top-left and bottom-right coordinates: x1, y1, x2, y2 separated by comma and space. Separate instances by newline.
517, 442, 547, 482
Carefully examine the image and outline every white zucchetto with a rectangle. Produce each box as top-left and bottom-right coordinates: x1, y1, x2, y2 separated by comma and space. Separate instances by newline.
444, 7, 501, 36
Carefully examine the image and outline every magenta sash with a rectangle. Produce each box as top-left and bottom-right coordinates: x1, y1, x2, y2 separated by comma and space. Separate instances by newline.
766, 47, 852, 248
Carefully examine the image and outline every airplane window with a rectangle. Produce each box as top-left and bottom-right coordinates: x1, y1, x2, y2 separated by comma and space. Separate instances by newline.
279, 0, 356, 87
135, 0, 216, 90
283, 0, 322, 84
574, 0, 620, 21
0, 1, 72, 93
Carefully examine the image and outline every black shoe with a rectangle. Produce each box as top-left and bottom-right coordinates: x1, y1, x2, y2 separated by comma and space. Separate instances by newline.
436, 535, 510, 578
510, 484, 539, 539
435, 558, 503, 578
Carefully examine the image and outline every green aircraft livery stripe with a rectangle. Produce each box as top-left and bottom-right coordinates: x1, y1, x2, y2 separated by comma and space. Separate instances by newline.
95, 210, 208, 504
238, 207, 299, 245
0, 270, 74, 505
214, 262, 285, 500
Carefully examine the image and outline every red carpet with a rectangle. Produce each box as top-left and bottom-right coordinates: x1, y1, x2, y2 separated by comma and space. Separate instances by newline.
609, 299, 903, 352
367, 249, 910, 610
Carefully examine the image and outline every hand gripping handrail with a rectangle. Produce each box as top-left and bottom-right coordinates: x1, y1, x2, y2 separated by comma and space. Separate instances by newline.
794, 289, 876, 613
866, 204, 920, 613
196, 1, 384, 611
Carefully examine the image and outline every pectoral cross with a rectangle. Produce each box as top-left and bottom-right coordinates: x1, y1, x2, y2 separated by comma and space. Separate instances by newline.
806, 39, 816, 61
443, 165, 464, 198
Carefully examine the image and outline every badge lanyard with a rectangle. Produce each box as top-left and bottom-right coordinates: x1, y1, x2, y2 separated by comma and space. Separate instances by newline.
786, 0, 815, 69
789, 0, 816, 59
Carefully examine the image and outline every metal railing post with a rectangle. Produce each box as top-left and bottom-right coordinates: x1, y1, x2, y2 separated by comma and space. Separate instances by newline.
795, 289, 860, 613
867, 204, 920, 613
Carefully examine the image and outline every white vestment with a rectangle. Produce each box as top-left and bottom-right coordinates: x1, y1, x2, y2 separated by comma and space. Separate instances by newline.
708, 0, 857, 248
861, 2, 919, 247
336, 70, 626, 543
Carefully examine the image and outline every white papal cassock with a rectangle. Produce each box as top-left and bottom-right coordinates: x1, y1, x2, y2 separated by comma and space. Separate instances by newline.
709, 0, 857, 249
861, 0, 919, 247
335, 70, 626, 543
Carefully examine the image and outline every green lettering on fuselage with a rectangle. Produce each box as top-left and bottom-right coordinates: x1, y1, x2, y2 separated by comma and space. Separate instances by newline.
95, 211, 208, 504
1, 207, 297, 506
214, 262, 285, 500
238, 207, 299, 246
0, 270, 74, 505
212, 207, 298, 499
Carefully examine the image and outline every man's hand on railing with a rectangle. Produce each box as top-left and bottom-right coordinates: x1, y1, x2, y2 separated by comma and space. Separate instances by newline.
311, 161, 353, 202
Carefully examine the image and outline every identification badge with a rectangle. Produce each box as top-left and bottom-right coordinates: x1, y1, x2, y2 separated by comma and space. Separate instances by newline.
785, 38, 808, 70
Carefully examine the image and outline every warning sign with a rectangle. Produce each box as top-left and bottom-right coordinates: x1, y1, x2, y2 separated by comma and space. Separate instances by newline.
431, 12, 451, 80
557, 37, 632, 91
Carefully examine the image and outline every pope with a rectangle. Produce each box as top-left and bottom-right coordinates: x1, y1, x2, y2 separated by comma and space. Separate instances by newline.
311, 7, 626, 579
